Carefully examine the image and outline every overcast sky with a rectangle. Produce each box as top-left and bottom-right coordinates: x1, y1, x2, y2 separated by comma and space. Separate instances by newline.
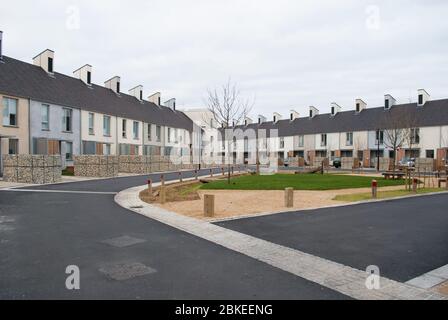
1, 0, 448, 119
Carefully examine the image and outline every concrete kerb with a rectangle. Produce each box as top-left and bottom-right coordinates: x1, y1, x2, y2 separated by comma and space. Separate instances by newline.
114, 183, 447, 300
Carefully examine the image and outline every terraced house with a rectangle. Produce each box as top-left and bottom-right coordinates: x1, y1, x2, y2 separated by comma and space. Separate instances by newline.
222, 91, 448, 169
0, 31, 198, 173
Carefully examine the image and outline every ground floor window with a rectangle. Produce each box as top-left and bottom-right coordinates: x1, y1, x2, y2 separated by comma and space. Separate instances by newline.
426, 149, 434, 159
293, 150, 304, 158
104, 144, 111, 155
405, 149, 420, 158
65, 141, 73, 160
341, 150, 353, 158
119, 144, 139, 155
32, 138, 60, 155
8, 139, 18, 154
315, 150, 327, 158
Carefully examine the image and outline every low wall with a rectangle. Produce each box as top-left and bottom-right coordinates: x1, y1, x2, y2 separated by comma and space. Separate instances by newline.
74, 155, 119, 177
341, 157, 360, 170
2, 155, 62, 184
312, 157, 329, 168
415, 158, 435, 171
118, 155, 197, 174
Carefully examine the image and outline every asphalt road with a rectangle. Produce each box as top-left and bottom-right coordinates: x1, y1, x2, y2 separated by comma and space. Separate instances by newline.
0, 170, 348, 299
216, 193, 448, 282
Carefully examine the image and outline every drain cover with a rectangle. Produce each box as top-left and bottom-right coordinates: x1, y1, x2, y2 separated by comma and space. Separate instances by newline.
101, 235, 146, 248
99, 262, 156, 281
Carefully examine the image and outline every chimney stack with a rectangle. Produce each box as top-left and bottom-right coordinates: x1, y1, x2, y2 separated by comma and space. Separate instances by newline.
258, 115, 266, 124
0, 31, 3, 61
355, 99, 367, 113
129, 85, 143, 101
148, 92, 161, 106
417, 89, 430, 106
33, 49, 55, 74
330, 103, 341, 116
164, 98, 176, 110
384, 94, 396, 110
290, 110, 299, 121
73, 64, 92, 86
309, 106, 319, 118
105, 76, 121, 94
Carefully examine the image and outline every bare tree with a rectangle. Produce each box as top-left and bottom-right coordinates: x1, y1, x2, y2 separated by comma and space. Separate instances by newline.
206, 79, 253, 183
382, 111, 416, 171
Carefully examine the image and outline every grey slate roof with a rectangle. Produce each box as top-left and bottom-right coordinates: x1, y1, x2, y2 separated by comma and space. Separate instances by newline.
0, 56, 193, 131
228, 98, 448, 137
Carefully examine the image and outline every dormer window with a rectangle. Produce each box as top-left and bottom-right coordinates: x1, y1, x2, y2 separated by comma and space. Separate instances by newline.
385, 99, 390, 109
87, 71, 91, 85
356, 103, 360, 112
48, 57, 53, 73
116, 82, 120, 93
290, 113, 293, 121
140, 90, 143, 100
309, 110, 313, 117
418, 94, 423, 105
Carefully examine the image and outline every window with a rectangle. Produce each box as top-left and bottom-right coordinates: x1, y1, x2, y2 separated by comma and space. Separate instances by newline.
116, 82, 120, 93
174, 128, 178, 143
346, 132, 353, 146
376, 130, 384, 145
168, 128, 172, 143
279, 137, 285, 149
418, 94, 423, 105
156, 125, 161, 142
321, 134, 327, 147
104, 144, 111, 155
87, 71, 91, 85
103, 115, 111, 136
135, 145, 139, 155
65, 142, 73, 160
48, 57, 53, 73
298, 135, 304, 147
356, 103, 360, 112
62, 108, 72, 132
88, 113, 94, 135
2, 97, 18, 126
133, 121, 139, 139
41, 104, 50, 130
410, 128, 420, 144
385, 99, 390, 109
122, 119, 127, 138
147, 124, 151, 140
8, 139, 18, 154
139, 91, 143, 100
426, 150, 434, 159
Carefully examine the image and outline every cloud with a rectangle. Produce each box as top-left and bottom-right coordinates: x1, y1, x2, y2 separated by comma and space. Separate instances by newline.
1, 0, 447, 118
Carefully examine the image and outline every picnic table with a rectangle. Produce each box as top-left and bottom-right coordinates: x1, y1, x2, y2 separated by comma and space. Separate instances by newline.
382, 171, 405, 180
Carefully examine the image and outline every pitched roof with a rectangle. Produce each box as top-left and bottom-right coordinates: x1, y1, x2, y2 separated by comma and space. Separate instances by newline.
0, 56, 193, 131
229, 99, 448, 137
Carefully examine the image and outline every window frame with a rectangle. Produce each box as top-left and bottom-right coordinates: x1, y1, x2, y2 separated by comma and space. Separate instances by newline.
62, 108, 73, 132
320, 134, 327, 147
133, 121, 139, 140
88, 112, 95, 135
103, 115, 111, 137
346, 132, 353, 146
65, 141, 73, 160
2, 97, 18, 127
41, 104, 50, 131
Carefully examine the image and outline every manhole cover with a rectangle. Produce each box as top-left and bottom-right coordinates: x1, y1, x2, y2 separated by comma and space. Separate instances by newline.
101, 235, 146, 248
99, 262, 156, 281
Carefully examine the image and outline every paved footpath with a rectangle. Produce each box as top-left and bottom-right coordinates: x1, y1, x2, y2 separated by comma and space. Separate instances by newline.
0, 169, 347, 299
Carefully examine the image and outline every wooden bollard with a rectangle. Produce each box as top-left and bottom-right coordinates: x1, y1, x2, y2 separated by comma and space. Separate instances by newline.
159, 186, 166, 204
412, 178, 418, 193
204, 194, 215, 217
284, 188, 294, 208
221, 167, 225, 176
160, 174, 165, 186
179, 171, 183, 182
231, 166, 234, 175
147, 179, 152, 194
194, 170, 198, 180
210, 168, 213, 177
371, 180, 378, 199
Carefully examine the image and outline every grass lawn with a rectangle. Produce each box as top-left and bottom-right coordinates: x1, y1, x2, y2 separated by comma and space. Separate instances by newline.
200, 173, 405, 191
333, 188, 444, 202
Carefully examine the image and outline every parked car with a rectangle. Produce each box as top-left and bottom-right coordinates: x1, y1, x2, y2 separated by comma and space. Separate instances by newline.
331, 157, 342, 168
399, 157, 415, 167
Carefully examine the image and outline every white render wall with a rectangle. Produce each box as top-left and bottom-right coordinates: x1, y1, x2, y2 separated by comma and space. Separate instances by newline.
80, 110, 117, 154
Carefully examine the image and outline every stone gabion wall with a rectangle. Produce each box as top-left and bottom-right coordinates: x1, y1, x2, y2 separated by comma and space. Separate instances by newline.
74, 155, 119, 177
415, 158, 435, 171
118, 155, 199, 174
312, 157, 329, 168
341, 157, 360, 170
2, 155, 62, 184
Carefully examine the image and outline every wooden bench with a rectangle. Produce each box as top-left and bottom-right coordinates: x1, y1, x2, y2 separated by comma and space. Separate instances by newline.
382, 171, 405, 180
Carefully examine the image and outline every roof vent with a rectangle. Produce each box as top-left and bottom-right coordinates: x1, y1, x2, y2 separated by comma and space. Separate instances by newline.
164, 98, 176, 111
33, 49, 54, 74
417, 89, 430, 106
384, 94, 396, 110
355, 99, 367, 113
290, 110, 299, 121
148, 92, 161, 106
105, 76, 121, 94
258, 115, 266, 124
129, 85, 143, 101
309, 106, 319, 118
330, 103, 341, 116
73, 64, 92, 86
